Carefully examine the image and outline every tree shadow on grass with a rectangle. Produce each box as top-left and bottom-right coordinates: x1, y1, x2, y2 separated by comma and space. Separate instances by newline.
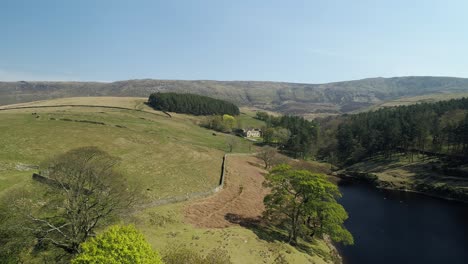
253, 142, 267, 147
224, 213, 316, 255
247, 161, 265, 169
224, 213, 286, 242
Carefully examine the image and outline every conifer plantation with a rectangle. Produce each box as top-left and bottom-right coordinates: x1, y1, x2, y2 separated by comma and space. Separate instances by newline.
333, 98, 468, 164
255, 112, 318, 158
148, 92, 240, 116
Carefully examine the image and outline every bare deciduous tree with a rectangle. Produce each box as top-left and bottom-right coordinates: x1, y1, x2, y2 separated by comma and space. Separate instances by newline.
256, 146, 277, 169
226, 137, 238, 153
18, 147, 133, 257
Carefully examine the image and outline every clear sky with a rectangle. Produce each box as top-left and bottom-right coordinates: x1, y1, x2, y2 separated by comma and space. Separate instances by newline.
1, 0, 467, 83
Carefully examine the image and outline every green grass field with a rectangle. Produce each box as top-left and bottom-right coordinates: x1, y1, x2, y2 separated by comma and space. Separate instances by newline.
0, 97, 340, 264
0, 97, 253, 200
237, 113, 265, 129
0, 97, 336, 263
132, 203, 334, 264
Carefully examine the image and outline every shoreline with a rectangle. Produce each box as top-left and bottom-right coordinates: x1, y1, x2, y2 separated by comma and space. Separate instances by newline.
323, 235, 343, 264
332, 174, 468, 204
376, 184, 468, 204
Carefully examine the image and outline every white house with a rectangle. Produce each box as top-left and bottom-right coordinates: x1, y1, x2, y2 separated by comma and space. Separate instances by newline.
242, 128, 262, 138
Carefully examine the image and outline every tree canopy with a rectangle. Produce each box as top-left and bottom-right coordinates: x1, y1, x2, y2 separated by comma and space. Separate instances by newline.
256, 112, 318, 158
148, 92, 240, 116
201, 114, 241, 133
263, 165, 353, 245
72, 225, 162, 264
334, 98, 468, 164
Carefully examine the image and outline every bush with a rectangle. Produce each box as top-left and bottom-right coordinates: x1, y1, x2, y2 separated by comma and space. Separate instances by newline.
72, 225, 162, 264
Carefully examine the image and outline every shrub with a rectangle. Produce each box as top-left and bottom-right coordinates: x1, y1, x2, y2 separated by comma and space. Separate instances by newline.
72, 225, 162, 264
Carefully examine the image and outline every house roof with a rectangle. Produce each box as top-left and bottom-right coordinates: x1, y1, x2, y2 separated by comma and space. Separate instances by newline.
242, 128, 261, 132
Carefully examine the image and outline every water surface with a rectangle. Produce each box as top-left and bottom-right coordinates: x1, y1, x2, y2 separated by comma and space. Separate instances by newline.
337, 181, 468, 264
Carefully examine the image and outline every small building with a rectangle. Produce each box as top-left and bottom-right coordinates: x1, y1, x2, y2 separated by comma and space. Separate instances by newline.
242, 128, 262, 138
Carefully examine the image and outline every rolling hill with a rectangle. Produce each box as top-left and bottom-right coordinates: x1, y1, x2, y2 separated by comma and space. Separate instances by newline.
0, 97, 336, 263
2, 76, 468, 117
0, 97, 253, 199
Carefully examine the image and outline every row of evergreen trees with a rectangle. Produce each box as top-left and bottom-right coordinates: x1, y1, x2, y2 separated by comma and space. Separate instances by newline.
148, 92, 240, 116
335, 98, 468, 164
256, 112, 318, 158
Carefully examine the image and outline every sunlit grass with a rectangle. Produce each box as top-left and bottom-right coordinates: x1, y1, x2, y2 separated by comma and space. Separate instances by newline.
0, 98, 253, 200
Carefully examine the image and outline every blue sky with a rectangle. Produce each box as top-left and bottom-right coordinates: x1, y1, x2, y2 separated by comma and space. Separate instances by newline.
1, 0, 467, 83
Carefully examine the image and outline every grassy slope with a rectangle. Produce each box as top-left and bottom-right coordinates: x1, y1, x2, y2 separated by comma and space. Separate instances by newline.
0, 96, 150, 109
237, 107, 267, 128
344, 154, 468, 198
0, 97, 252, 199
0, 97, 334, 263
134, 203, 334, 264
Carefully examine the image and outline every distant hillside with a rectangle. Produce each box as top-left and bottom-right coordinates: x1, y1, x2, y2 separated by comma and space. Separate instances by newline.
354, 92, 468, 113
2, 76, 468, 115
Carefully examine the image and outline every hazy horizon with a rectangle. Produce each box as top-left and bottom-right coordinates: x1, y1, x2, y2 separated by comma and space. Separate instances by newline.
3, 75, 468, 85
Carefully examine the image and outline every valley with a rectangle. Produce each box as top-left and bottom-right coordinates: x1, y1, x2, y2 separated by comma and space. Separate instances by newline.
1, 90, 467, 264
5, 2, 468, 263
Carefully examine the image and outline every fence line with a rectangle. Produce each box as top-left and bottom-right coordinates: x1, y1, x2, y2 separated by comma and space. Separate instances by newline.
131, 153, 254, 212
31, 150, 253, 212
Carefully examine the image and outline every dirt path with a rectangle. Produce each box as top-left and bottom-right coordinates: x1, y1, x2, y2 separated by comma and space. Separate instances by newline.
185, 155, 269, 228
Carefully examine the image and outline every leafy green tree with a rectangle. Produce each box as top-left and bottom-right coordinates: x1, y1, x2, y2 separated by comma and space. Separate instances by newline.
72, 225, 162, 264
222, 114, 237, 132
272, 128, 291, 146
263, 165, 353, 245
336, 123, 355, 163
259, 113, 318, 158
255, 111, 270, 121
202, 115, 225, 132
262, 127, 275, 144
280, 116, 318, 158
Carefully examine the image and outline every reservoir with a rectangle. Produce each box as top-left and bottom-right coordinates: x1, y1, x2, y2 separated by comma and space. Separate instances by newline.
337, 181, 468, 264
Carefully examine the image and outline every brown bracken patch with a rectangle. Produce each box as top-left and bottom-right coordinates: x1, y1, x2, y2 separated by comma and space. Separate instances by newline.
184, 155, 269, 228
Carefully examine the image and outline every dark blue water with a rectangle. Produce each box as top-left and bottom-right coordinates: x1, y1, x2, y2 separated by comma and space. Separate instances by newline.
337, 181, 468, 264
